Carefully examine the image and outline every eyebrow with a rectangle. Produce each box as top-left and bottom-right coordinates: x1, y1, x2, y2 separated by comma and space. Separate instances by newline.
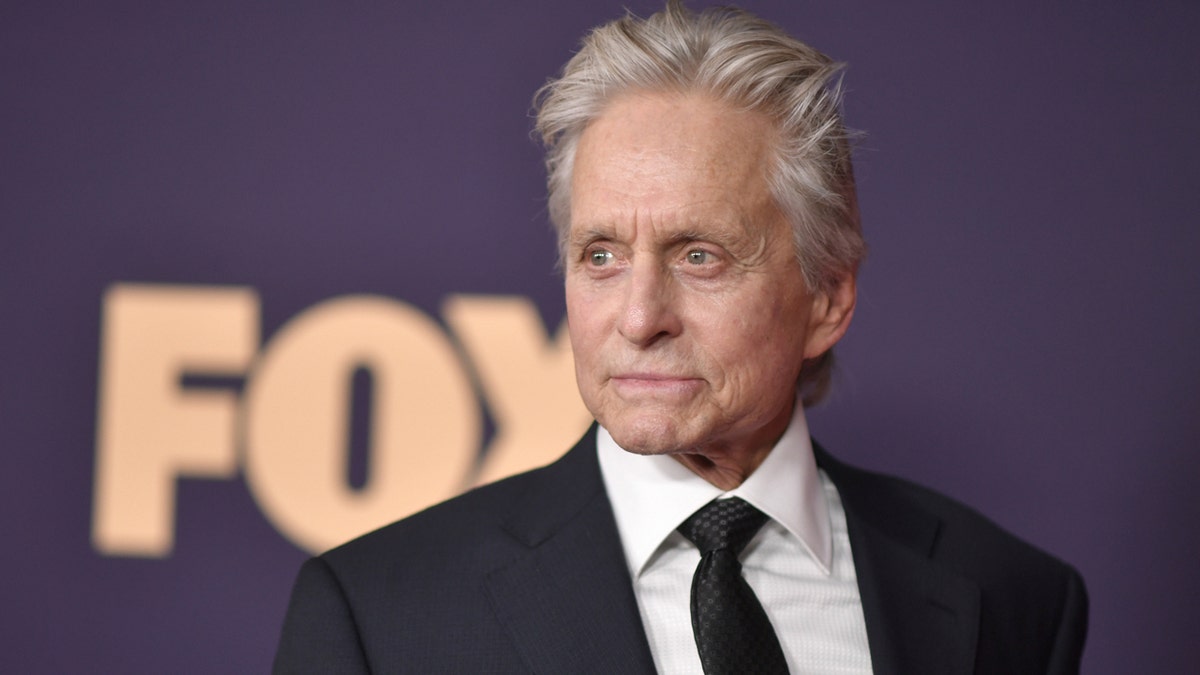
566, 219, 755, 253
665, 228, 739, 249
667, 213, 766, 254
567, 226, 616, 251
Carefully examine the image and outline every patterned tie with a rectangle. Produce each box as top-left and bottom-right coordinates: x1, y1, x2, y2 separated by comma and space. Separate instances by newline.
677, 497, 790, 675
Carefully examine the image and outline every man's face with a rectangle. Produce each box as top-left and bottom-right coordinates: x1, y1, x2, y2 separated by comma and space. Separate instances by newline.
565, 92, 843, 462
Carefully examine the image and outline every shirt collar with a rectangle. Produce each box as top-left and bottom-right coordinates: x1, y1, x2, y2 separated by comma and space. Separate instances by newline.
597, 396, 832, 578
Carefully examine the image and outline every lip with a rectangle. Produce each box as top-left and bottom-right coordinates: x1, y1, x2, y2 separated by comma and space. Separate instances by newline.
610, 373, 703, 396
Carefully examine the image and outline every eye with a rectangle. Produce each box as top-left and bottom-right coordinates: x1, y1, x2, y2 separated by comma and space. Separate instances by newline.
685, 249, 711, 265
588, 249, 614, 266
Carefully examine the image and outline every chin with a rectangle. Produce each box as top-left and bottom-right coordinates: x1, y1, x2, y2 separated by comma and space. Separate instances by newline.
604, 413, 696, 456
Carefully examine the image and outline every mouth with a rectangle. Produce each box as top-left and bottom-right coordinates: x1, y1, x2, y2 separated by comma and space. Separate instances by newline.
609, 373, 703, 397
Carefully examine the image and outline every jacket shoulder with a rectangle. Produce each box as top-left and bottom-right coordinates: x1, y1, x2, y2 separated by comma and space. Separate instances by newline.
822, 447, 1081, 581
818, 445, 1088, 670
279, 443, 600, 672
319, 430, 600, 580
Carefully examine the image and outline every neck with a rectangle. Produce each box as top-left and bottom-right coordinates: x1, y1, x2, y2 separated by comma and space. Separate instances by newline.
672, 445, 773, 490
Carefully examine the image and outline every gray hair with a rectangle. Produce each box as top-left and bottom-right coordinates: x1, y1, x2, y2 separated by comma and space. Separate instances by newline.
535, 0, 865, 404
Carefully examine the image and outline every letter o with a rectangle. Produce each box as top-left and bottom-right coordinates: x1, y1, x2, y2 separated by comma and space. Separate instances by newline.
242, 295, 479, 554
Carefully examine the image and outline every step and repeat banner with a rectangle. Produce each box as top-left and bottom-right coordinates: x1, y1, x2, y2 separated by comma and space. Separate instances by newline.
4, 1, 1197, 673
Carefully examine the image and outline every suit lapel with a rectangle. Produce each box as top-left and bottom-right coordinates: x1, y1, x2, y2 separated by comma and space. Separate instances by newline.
817, 444, 981, 675
484, 428, 657, 675
480, 432, 981, 674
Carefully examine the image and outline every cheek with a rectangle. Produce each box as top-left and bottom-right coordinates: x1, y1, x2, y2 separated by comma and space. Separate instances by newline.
566, 318, 594, 369
721, 302, 808, 379
564, 281, 593, 332
566, 291, 609, 378
566, 301, 599, 345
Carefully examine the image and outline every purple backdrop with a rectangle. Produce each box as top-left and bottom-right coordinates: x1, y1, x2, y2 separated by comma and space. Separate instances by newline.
3, 1, 1198, 672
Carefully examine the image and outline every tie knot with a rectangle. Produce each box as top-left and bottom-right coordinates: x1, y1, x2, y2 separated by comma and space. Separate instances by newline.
677, 497, 769, 556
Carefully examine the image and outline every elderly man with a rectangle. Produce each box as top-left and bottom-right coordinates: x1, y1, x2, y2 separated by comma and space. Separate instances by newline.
273, 3, 1088, 674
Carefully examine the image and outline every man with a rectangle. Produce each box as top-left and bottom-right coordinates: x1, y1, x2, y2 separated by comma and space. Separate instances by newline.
273, 3, 1088, 673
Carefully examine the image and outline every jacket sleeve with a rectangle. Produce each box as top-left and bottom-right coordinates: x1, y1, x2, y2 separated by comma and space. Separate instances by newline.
1045, 566, 1089, 674
273, 556, 372, 675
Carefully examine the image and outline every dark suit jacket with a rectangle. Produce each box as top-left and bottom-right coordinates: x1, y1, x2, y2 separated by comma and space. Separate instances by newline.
273, 428, 1088, 674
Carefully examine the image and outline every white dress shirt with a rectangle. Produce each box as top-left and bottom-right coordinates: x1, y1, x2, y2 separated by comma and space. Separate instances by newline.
597, 400, 873, 674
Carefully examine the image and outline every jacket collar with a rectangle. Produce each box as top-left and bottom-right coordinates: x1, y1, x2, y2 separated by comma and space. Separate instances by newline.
815, 442, 981, 675
483, 427, 657, 674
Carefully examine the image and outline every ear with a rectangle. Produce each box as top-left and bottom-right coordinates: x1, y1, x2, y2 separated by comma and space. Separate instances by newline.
802, 271, 857, 360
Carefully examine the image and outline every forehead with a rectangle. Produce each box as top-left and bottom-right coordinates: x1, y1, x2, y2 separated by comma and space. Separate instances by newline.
570, 92, 778, 230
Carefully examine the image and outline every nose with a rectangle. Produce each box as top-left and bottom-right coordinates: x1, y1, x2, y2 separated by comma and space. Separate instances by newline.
618, 262, 681, 346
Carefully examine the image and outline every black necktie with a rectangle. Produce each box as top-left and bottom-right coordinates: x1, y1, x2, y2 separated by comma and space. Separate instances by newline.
677, 497, 790, 675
